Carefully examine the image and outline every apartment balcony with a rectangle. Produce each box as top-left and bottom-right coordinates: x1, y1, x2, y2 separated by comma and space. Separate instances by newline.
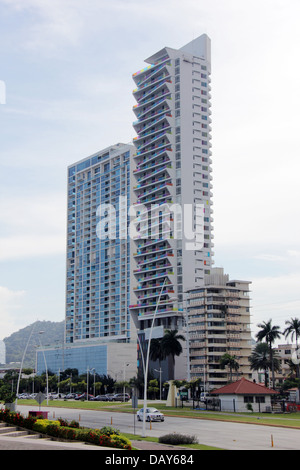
136, 182, 173, 200
134, 140, 172, 159
190, 341, 207, 348
133, 110, 172, 129
134, 175, 172, 194
134, 96, 172, 121
134, 126, 168, 145
133, 73, 171, 97
135, 165, 172, 187
136, 269, 174, 283
134, 160, 172, 180
133, 280, 174, 292
134, 80, 172, 106
190, 359, 206, 365
133, 243, 171, 258
134, 113, 171, 136
133, 88, 172, 111
133, 260, 173, 275
132, 57, 171, 87
134, 235, 172, 253
133, 146, 171, 166
130, 297, 174, 310
136, 252, 174, 268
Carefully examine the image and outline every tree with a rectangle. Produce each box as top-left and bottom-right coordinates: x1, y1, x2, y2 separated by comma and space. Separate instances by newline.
148, 379, 159, 399
150, 338, 165, 365
160, 329, 185, 380
249, 342, 273, 387
256, 319, 282, 389
284, 317, 300, 378
148, 329, 185, 381
219, 353, 239, 382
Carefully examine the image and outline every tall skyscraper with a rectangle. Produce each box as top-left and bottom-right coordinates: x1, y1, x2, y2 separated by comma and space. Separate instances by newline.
37, 142, 138, 377
130, 35, 214, 356
66, 143, 134, 344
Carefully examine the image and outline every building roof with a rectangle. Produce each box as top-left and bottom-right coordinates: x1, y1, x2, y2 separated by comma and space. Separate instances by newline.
210, 377, 278, 396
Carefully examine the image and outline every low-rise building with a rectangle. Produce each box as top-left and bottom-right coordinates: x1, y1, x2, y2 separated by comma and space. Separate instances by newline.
210, 377, 278, 412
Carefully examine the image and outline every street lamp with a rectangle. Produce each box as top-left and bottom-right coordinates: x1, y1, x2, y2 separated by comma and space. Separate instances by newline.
87, 367, 95, 400
38, 331, 49, 405
142, 278, 177, 437
178, 298, 191, 382
16, 323, 35, 405
154, 368, 162, 401
123, 362, 130, 401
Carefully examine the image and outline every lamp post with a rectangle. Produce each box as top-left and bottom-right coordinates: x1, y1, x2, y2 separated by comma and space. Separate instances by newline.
178, 298, 191, 383
87, 367, 95, 400
123, 362, 130, 401
38, 331, 49, 405
154, 368, 162, 401
142, 278, 174, 437
16, 323, 35, 405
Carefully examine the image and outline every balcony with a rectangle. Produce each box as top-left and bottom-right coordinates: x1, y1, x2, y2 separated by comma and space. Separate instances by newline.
134, 96, 172, 121
133, 58, 171, 86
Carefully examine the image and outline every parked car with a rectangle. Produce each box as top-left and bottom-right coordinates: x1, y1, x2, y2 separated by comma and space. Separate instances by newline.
112, 393, 130, 402
136, 407, 164, 422
65, 393, 77, 399
90, 395, 109, 401
200, 392, 209, 402
74, 393, 94, 400
105, 394, 116, 401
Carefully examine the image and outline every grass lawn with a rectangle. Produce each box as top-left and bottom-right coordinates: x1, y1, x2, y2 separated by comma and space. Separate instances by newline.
15, 399, 300, 429
122, 432, 223, 451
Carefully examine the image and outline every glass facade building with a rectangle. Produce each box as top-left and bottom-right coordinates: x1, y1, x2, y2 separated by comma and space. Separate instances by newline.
66, 143, 135, 344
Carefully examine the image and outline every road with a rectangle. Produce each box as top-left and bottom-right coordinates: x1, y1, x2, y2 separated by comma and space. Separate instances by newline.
15, 404, 300, 450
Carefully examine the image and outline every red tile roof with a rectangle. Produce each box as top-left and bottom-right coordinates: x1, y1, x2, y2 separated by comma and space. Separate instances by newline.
210, 377, 278, 395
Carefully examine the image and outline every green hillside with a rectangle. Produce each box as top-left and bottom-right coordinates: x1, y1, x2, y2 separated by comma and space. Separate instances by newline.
3, 320, 65, 368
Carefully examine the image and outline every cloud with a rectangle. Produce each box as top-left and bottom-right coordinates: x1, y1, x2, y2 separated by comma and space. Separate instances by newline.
0, 0, 85, 50
250, 272, 300, 340
0, 286, 26, 339
0, 192, 66, 261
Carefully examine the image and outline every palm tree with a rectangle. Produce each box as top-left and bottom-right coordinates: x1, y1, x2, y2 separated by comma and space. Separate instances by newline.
150, 338, 165, 365
219, 353, 240, 382
256, 319, 282, 389
249, 342, 272, 387
160, 329, 185, 380
283, 318, 300, 378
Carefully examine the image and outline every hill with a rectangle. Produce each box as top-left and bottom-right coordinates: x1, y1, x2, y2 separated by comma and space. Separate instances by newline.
3, 320, 65, 368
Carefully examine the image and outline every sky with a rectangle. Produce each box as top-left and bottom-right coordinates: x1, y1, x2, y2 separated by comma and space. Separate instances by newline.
0, 0, 300, 344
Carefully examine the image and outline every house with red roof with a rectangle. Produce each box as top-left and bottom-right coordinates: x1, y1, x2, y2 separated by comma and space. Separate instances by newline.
210, 377, 278, 413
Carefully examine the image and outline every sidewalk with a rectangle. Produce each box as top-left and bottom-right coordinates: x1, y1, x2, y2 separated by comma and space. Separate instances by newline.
131, 439, 190, 451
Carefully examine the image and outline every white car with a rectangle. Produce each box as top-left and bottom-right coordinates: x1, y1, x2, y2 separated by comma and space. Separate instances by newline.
137, 407, 164, 422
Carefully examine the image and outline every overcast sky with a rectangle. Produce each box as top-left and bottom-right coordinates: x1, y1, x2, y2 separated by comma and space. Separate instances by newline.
0, 0, 300, 343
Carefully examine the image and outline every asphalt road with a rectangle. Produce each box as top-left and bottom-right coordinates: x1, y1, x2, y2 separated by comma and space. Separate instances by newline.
14, 404, 300, 450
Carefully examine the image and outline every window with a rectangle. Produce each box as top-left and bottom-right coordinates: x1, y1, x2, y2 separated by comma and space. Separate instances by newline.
243, 396, 253, 403
255, 396, 265, 403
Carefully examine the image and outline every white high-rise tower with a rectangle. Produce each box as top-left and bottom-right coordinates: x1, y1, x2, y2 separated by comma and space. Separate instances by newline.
130, 35, 214, 374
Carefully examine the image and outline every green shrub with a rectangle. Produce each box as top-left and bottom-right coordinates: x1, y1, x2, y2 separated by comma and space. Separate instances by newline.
0, 408, 131, 450
0, 408, 37, 429
33, 419, 60, 433
159, 433, 198, 445
46, 424, 77, 440
58, 417, 80, 428
99, 425, 120, 436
